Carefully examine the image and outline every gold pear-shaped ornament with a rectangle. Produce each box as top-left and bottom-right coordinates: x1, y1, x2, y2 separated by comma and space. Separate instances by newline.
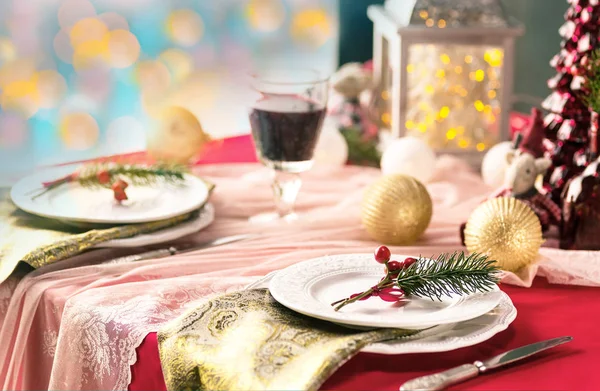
147, 106, 211, 164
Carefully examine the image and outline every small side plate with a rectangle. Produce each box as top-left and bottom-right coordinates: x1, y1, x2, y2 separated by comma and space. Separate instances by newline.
11, 165, 210, 224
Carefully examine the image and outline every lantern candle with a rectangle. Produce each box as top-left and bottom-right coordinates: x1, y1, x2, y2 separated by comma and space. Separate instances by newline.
368, 0, 523, 164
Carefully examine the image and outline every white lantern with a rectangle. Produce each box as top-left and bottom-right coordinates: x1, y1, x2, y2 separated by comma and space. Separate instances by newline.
368, 0, 524, 164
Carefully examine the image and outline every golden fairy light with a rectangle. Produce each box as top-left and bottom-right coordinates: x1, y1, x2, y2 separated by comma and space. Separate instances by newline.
446, 128, 456, 140
290, 8, 332, 48
381, 112, 391, 124
70, 18, 108, 47
398, 44, 504, 150
59, 112, 99, 150
35, 70, 68, 109
106, 29, 140, 69
166, 9, 204, 47
1, 79, 39, 118
246, 0, 286, 32
474, 69, 485, 82
0, 58, 36, 88
72, 38, 110, 70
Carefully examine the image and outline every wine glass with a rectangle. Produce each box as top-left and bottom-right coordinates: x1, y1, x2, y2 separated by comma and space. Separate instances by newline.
247, 68, 329, 222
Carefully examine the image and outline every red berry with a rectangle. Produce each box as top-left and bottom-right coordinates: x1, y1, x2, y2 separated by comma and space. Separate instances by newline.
374, 245, 391, 263
111, 179, 129, 191
385, 260, 403, 273
97, 170, 111, 184
403, 257, 417, 268
113, 189, 128, 202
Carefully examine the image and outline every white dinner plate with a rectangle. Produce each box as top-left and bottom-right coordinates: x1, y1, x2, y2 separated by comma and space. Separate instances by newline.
248, 272, 516, 355
10, 165, 211, 224
269, 254, 504, 330
95, 203, 215, 248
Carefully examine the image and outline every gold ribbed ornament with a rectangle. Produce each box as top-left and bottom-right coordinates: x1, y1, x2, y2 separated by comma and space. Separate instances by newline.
361, 174, 432, 245
464, 197, 544, 272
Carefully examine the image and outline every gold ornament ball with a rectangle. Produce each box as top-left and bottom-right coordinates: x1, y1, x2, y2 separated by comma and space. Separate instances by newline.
464, 197, 544, 272
147, 106, 210, 164
361, 174, 433, 245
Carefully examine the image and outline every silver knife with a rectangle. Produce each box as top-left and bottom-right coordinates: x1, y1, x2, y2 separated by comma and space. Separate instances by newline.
105, 234, 256, 265
399, 336, 573, 391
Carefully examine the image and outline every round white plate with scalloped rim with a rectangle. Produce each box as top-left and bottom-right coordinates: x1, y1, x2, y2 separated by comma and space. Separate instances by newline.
249, 271, 516, 355
269, 254, 505, 330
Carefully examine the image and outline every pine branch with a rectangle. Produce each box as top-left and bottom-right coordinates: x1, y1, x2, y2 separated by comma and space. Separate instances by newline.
582, 49, 600, 113
395, 252, 500, 301
31, 163, 189, 199
76, 163, 188, 189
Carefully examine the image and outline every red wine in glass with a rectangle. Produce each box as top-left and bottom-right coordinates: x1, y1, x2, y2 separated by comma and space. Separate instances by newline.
249, 95, 326, 173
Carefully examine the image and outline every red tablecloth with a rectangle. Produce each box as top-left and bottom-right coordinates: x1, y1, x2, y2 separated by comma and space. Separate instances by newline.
129, 279, 599, 391
128, 133, 600, 391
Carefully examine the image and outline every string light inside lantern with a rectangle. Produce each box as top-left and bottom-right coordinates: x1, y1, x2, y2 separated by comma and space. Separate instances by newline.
368, 0, 523, 160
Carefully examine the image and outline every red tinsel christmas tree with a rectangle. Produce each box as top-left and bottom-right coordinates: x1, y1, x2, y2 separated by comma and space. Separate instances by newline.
541, 0, 600, 206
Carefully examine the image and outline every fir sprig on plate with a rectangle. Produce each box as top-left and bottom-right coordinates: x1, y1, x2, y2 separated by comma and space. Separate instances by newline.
75, 163, 187, 189
31, 163, 189, 202
396, 252, 500, 300
331, 247, 500, 311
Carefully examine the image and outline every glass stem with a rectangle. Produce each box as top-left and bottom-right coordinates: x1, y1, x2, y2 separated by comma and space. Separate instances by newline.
271, 170, 301, 217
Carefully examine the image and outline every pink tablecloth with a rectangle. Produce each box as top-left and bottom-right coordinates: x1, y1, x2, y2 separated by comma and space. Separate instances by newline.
2, 134, 600, 391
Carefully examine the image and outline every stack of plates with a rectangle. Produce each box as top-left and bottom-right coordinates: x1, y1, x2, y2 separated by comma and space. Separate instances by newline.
260, 254, 516, 355
9, 164, 215, 248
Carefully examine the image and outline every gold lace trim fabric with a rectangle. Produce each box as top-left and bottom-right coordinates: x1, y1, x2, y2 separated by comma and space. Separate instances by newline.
0, 182, 213, 284
158, 289, 417, 391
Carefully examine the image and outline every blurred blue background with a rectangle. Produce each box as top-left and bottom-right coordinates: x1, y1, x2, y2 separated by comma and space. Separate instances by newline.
0, 0, 339, 181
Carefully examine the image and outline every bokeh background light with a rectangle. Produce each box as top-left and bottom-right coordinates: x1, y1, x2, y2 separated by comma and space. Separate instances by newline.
0, 0, 339, 182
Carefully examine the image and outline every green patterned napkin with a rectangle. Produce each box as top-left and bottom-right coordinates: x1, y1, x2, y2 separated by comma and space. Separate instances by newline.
0, 185, 211, 284
158, 289, 417, 391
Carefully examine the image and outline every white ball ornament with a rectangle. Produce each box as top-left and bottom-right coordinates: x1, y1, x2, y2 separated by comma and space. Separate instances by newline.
313, 120, 349, 167
380, 137, 436, 183
481, 141, 513, 188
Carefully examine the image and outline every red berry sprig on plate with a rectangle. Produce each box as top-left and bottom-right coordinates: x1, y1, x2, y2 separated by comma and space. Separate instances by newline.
331, 248, 500, 311
330, 245, 415, 311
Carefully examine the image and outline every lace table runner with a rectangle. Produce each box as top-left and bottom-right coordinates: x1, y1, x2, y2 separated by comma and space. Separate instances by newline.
2, 161, 600, 391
